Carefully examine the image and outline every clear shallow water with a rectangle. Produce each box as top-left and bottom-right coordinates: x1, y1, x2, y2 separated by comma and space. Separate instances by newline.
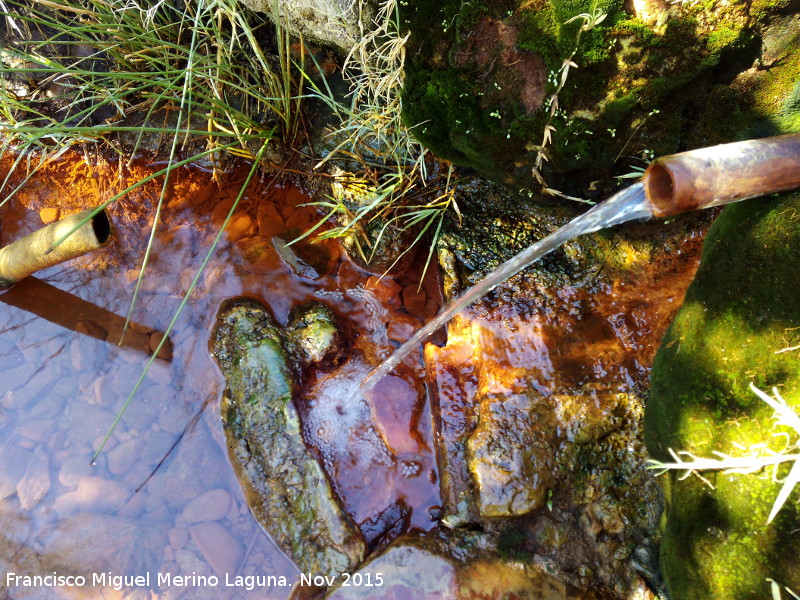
362, 183, 653, 392
0, 154, 440, 599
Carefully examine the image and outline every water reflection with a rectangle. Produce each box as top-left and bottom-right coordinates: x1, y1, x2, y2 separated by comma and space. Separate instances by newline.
0, 153, 440, 599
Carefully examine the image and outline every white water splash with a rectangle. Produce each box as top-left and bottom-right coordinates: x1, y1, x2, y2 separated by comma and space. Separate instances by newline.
304, 356, 395, 474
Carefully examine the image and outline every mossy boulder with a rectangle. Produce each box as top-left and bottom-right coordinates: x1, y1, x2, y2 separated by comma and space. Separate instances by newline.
400, 0, 800, 197
210, 299, 365, 577
645, 191, 800, 599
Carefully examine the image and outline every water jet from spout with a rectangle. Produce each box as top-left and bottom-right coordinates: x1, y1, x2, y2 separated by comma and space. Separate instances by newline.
363, 132, 800, 393
362, 183, 652, 393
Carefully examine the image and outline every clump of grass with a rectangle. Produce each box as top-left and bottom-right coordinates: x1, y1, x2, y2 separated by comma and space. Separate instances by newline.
0, 0, 299, 162
648, 382, 800, 524
300, 0, 458, 274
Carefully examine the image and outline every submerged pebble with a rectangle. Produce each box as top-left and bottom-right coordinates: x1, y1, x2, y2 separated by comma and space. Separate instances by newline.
180, 489, 232, 524
54, 476, 130, 517
16, 445, 51, 511
189, 521, 244, 578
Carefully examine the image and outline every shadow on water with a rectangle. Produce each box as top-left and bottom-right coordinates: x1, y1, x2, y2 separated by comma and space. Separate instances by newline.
0, 277, 172, 360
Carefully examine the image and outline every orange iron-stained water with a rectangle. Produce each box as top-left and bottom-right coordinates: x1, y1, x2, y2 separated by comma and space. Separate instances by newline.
0, 151, 441, 598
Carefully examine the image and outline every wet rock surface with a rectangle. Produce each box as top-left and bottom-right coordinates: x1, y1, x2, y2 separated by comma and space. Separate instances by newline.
210, 299, 366, 577
646, 190, 800, 599
422, 179, 710, 597
285, 302, 346, 367
238, 0, 375, 55
326, 530, 609, 600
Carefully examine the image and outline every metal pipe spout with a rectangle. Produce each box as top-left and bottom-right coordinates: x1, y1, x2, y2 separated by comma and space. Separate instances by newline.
0, 208, 113, 289
643, 133, 800, 218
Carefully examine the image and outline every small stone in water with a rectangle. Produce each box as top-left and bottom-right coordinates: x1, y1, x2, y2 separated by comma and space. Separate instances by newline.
257, 203, 285, 238
16, 445, 50, 510
107, 439, 145, 476
402, 284, 427, 315
367, 276, 402, 308
168, 526, 190, 549
18, 418, 57, 443
180, 489, 232, 524
58, 453, 93, 487
69, 336, 94, 371
55, 476, 130, 517
226, 211, 255, 241
118, 490, 147, 519
145, 362, 172, 386
387, 313, 421, 343
284, 207, 314, 230
189, 521, 244, 578
0, 446, 29, 499
39, 207, 60, 223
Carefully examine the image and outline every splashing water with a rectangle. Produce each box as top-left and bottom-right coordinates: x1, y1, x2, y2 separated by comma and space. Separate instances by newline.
304, 356, 395, 471
362, 182, 653, 393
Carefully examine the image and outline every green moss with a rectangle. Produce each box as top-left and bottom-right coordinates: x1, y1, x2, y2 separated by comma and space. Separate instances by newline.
516, 6, 560, 65
661, 470, 800, 600
748, 0, 793, 21
400, 0, 795, 192
646, 191, 800, 599
752, 48, 800, 132
614, 19, 658, 45
706, 25, 743, 53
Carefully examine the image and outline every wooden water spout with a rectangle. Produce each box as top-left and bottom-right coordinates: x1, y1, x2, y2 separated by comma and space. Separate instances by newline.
643, 132, 800, 218
0, 208, 112, 289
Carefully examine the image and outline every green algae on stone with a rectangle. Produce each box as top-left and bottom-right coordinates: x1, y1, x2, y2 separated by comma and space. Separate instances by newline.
285, 302, 345, 368
210, 299, 365, 577
645, 191, 800, 600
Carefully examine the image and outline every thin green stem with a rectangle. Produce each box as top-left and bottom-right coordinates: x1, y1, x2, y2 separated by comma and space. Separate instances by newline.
91, 136, 273, 465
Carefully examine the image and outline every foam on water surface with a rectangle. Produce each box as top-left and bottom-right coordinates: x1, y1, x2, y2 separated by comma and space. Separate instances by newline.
303, 356, 394, 472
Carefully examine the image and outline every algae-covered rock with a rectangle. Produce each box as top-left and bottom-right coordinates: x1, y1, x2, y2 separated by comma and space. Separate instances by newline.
400, 0, 799, 195
645, 191, 800, 599
210, 299, 365, 577
285, 302, 346, 367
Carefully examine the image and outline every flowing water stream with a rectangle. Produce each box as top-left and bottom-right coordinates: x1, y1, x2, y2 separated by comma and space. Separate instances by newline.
363, 183, 654, 392
0, 154, 442, 599
0, 155, 710, 599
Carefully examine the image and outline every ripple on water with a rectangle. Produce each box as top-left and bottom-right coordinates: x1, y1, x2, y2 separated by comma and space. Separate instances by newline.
302, 358, 395, 513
